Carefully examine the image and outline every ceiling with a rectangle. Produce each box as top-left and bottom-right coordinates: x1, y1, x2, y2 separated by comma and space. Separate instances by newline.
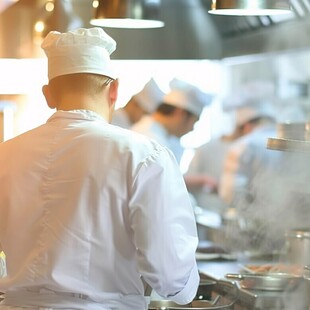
1, 0, 310, 60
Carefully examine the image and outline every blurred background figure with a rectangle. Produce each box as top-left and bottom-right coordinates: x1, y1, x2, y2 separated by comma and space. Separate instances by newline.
215, 86, 292, 253
219, 102, 279, 206
184, 124, 242, 214
131, 79, 213, 164
112, 78, 165, 129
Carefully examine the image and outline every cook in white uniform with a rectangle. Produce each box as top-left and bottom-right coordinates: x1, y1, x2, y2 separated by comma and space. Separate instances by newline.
111, 78, 165, 129
184, 133, 239, 213
219, 103, 281, 206
131, 79, 212, 164
0, 28, 199, 310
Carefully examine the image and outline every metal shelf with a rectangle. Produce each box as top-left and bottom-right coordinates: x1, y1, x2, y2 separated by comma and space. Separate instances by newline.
267, 137, 310, 153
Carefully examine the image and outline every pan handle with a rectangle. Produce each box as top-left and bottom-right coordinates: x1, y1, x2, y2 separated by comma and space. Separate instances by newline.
225, 273, 244, 280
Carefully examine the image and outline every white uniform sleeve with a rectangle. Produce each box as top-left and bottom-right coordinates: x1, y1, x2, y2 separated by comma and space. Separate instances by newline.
129, 146, 199, 304
185, 147, 203, 176
219, 141, 249, 204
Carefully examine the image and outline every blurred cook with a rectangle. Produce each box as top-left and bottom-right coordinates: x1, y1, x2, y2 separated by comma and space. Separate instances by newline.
219, 102, 280, 205
0, 28, 199, 310
112, 78, 165, 129
131, 79, 212, 164
184, 129, 242, 213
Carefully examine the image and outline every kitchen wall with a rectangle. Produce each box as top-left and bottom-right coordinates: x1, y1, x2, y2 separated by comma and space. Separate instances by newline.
223, 49, 310, 123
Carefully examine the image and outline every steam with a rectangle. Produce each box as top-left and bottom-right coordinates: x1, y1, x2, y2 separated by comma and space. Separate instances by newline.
227, 150, 310, 256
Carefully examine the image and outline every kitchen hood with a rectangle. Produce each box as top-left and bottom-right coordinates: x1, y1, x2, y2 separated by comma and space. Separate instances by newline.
1, 0, 310, 60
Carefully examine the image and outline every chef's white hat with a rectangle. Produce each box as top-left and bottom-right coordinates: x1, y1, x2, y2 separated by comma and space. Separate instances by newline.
41, 27, 117, 81
132, 78, 165, 113
223, 80, 275, 111
164, 79, 213, 116
235, 103, 276, 127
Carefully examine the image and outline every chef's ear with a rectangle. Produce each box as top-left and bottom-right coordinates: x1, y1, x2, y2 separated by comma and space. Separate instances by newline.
108, 79, 119, 108
42, 84, 56, 109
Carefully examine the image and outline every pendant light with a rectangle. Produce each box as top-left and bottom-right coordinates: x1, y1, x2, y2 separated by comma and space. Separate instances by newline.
0, 0, 19, 13
208, 0, 292, 16
90, 0, 164, 29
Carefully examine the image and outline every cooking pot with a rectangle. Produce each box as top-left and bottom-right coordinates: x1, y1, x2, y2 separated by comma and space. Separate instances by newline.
277, 122, 310, 141
299, 266, 310, 307
303, 265, 310, 295
285, 228, 310, 265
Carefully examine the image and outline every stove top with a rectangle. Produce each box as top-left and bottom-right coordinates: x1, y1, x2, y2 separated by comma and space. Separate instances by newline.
199, 272, 309, 310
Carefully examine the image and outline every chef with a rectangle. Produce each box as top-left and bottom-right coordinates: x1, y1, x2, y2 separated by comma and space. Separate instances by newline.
184, 130, 241, 213
131, 79, 212, 164
219, 102, 280, 205
111, 78, 165, 129
0, 28, 199, 310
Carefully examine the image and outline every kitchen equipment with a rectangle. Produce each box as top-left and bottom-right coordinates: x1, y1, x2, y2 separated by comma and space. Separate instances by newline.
195, 279, 217, 300
285, 228, 310, 265
303, 265, 310, 278
148, 279, 238, 309
303, 265, 310, 289
277, 122, 310, 141
148, 299, 228, 310
267, 122, 310, 153
0, 251, 6, 278
225, 272, 301, 291
303, 265, 310, 298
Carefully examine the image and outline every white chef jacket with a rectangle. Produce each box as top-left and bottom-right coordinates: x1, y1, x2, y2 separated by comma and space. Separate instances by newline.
131, 115, 184, 164
185, 138, 232, 212
110, 108, 131, 129
219, 124, 282, 205
0, 110, 199, 310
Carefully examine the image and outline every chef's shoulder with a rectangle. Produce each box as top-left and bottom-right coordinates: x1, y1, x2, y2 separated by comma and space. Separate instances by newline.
108, 124, 176, 162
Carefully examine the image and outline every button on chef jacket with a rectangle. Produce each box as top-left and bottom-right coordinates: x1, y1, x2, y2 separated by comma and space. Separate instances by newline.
0, 110, 199, 310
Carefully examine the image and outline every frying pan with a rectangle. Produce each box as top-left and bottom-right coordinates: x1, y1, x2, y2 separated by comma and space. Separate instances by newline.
194, 279, 217, 300
225, 272, 302, 291
148, 280, 239, 309
148, 299, 225, 310
148, 297, 236, 309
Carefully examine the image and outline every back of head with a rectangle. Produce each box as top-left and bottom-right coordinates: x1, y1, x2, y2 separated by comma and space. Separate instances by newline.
132, 78, 165, 114
222, 81, 276, 129
235, 103, 276, 128
223, 80, 276, 112
162, 78, 213, 117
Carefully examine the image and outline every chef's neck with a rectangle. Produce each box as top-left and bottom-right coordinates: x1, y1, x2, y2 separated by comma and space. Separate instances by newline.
56, 94, 112, 122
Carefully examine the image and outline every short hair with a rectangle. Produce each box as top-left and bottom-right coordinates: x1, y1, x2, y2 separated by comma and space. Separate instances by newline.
48, 73, 110, 101
156, 103, 176, 115
237, 115, 274, 131
157, 103, 196, 118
